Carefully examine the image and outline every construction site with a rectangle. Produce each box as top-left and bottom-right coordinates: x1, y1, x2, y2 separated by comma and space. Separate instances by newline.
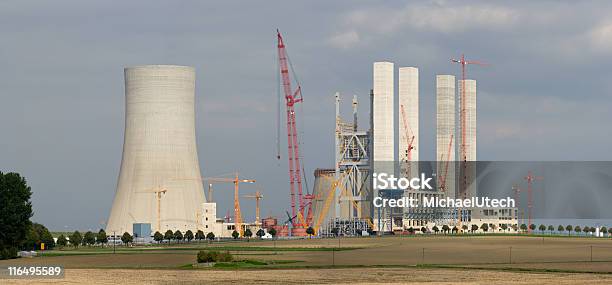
101, 30, 570, 241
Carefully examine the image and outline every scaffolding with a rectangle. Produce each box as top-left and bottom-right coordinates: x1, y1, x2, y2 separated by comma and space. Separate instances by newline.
335, 93, 371, 221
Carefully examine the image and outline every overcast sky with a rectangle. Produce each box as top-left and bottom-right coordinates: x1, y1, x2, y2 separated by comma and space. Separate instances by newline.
1, 1, 611, 231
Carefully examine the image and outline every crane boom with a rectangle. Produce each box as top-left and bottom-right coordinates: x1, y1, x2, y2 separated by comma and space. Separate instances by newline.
313, 169, 350, 234
400, 104, 415, 178
439, 134, 453, 192
277, 30, 305, 226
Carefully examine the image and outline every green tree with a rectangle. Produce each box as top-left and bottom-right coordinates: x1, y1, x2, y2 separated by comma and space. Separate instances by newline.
195, 230, 205, 242
452, 226, 459, 234
164, 230, 174, 243
501, 224, 508, 232
583, 226, 590, 234
206, 232, 215, 241
547, 225, 554, 234
184, 230, 194, 242
529, 224, 536, 232
174, 230, 183, 243
566, 225, 573, 236
244, 228, 253, 241
590, 227, 596, 235
121, 232, 132, 245
421, 227, 428, 234
70, 231, 82, 248
574, 226, 582, 234
471, 224, 479, 233
268, 227, 277, 239
23, 223, 55, 250
538, 224, 546, 233
256, 229, 265, 239
511, 224, 518, 232
442, 225, 450, 234
56, 234, 68, 249
601, 227, 608, 236
520, 224, 527, 232
83, 231, 96, 246
153, 231, 163, 243
0, 172, 33, 259
97, 229, 108, 246
231, 230, 239, 239
480, 223, 489, 232
432, 226, 439, 234
462, 225, 468, 233
558, 225, 564, 234
306, 227, 315, 238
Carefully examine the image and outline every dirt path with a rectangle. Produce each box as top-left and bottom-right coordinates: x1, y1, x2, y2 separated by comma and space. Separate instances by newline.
4, 268, 612, 285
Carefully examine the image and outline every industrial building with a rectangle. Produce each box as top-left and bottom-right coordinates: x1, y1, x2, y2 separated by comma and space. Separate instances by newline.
436, 75, 456, 199
106, 65, 206, 235
398, 67, 419, 178
372, 62, 395, 166
457, 79, 478, 200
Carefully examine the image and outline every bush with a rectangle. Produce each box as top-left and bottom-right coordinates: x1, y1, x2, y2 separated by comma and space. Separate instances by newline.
1, 247, 18, 260
197, 250, 233, 263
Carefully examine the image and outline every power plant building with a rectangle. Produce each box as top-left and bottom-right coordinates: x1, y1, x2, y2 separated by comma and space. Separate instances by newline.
106, 65, 206, 235
436, 75, 456, 198
458, 79, 477, 200
372, 62, 395, 232
372, 62, 395, 165
398, 67, 419, 178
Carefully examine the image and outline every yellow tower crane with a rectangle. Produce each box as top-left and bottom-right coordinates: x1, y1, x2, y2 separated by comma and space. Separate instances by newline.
137, 185, 167, 233
203, 173, 255, 236
243, 191, 264, 227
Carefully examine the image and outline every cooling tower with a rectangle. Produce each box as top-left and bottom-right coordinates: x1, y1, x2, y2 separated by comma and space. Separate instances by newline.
106, 65, 206, 235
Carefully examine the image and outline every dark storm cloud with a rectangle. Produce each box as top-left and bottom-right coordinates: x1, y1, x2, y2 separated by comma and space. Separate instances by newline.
0, 1, 610, 230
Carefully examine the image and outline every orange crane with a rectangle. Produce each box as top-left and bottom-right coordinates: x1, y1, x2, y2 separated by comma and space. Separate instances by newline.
313, 169, 351, 234
438, 134, 454, 192
399, 104, 415, 178
203, 173, 255, 236
243, 191, 264, 227
451, 54, 486, 200
524, 171, 543, 233
137, 186, 167, 233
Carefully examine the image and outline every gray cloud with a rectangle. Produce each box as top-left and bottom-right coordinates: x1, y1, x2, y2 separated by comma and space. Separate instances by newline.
0, 1, 611, 230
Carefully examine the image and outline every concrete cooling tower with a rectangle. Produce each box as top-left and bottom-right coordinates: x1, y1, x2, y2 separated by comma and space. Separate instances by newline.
106, 65, 206, 235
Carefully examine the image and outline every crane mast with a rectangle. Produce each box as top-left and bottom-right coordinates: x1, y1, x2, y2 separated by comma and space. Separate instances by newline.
399, 104, 415, 178
277, 30, 305, 225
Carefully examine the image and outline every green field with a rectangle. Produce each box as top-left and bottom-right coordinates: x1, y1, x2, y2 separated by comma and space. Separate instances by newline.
3, 235, 612, 284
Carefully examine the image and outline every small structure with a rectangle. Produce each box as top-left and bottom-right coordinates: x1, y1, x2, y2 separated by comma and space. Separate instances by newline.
133, 223, 152, 243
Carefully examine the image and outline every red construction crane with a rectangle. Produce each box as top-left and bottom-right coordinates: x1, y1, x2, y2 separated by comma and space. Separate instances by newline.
399, 104, 415, 177
277, 30, 306, 227
451, 54, 486, 199
524, 171, 543, 233
438, 135, 453, 192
